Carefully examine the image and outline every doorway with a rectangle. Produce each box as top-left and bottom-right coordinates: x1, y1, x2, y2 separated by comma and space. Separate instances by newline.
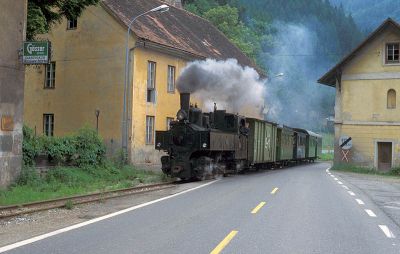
377, 142, 392, 171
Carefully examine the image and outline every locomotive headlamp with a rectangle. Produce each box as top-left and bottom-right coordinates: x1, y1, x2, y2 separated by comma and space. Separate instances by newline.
177, 109, 187, 121
202, 143, 207, 148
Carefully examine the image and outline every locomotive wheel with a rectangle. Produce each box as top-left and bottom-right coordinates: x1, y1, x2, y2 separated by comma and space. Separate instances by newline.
193, 156, 215, 181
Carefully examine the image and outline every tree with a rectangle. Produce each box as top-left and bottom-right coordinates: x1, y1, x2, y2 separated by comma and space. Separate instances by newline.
27, 0, 100, 40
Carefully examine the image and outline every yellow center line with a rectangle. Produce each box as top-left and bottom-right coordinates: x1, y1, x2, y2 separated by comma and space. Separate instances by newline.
271, 187, 279, 194
251, 201, 266, 214
210, 230, 238, 254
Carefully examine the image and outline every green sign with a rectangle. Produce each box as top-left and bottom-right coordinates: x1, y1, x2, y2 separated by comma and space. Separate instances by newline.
23, 41, 50, 64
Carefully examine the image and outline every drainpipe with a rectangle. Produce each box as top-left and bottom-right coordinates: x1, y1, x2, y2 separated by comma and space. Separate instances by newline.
126, 45, 136, 163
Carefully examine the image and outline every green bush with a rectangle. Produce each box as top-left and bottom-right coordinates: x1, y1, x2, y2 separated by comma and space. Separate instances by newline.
22, 126, 41, 166
22, 126, 105, 167
74, 127, 106, 167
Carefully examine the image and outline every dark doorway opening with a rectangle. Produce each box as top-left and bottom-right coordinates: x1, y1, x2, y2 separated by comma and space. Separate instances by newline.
377, 142, 392, 171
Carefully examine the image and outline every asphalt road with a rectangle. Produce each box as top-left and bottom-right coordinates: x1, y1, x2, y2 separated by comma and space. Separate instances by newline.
2, 162, 400, 254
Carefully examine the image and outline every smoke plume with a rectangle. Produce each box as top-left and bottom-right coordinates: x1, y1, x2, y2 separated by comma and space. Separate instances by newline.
176, 59, 266, 118
262, 22, 335, 130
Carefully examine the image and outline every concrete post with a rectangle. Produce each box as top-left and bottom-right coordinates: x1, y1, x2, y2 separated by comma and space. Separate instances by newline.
0, 0, 27, 188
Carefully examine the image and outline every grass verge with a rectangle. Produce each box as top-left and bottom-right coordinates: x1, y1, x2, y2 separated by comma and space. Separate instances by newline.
331, 163, 400, 177
0, 162, 171, 206
319, 153, 333, 161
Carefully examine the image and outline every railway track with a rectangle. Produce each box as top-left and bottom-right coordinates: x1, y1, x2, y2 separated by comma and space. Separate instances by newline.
0, 182, 176, 219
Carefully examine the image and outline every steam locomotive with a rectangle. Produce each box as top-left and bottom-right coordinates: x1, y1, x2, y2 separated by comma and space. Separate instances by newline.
155, 93, 322, 180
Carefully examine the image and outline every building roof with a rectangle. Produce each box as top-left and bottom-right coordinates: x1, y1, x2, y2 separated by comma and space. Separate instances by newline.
318, 18, 400, 87
102, 0, 260, 73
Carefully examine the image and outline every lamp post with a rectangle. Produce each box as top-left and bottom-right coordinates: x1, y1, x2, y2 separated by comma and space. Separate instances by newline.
121, 4, 170, 160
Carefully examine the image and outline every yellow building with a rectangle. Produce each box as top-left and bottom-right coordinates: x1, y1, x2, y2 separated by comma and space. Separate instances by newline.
319, 18, 400, 170
24, 0, 257, 168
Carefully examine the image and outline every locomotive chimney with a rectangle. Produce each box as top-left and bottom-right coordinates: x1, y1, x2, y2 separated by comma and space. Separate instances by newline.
180, 93, 190, 112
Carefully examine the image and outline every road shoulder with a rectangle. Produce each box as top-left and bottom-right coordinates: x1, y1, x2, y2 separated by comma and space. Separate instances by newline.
333, 171, 400, 227
0, 181, 209, 247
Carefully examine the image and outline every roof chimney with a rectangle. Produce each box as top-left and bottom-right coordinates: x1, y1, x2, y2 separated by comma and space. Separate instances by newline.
164, 0, 182, 8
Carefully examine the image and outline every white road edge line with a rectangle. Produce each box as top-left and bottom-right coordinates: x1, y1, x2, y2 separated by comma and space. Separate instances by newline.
355, 199, 365, 205
348, 191, 356, 196
379, 225, 396, 238
337, 181, 343, 185
384, 205, 400, 210
0, 180, 219, 253
330, 175, 335, 178
342, 185, 349, 190
364, 209, 377, 217
334, 178, 338, 181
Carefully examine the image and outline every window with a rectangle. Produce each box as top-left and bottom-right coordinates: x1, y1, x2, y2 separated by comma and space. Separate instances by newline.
146, 116, 155, 144
43, 114, 54, 136
386, 43, 399, 64
167, 65, 176, 93
166, 117, 174, 130
147, 61, 156, 103
67, 19, 77, 30
387, 89, 396, 109
45, 62, 56, 88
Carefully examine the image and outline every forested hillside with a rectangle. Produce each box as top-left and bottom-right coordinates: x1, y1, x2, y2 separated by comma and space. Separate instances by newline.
329, 0, 400, 32
182, 0, 364, 131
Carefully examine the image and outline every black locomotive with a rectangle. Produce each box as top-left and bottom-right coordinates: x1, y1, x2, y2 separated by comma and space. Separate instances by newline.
155, 93, 322, 180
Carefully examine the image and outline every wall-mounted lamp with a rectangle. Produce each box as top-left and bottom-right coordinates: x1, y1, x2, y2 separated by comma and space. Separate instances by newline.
95, 109, 100, 133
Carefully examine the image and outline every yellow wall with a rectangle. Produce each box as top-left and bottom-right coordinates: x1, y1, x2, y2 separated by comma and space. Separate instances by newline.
25, 5, 130, 154
24, 5, 191, 166
334, 26, 400, 169
129, 47, 188, 164
336, 124, 400, 168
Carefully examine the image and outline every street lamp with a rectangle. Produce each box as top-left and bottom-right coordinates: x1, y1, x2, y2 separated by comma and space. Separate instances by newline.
121, 4, 170, 160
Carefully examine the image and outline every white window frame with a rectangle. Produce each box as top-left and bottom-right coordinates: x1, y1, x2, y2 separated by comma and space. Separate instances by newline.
67, 18, 77, 30
385, 42, 400, 65
146, 116, 155, 144
45, 62, 56, 89
43, 114, 54, 136
167, 65, 176, 93
147, 61, 156, 103
166, 117, 174, 130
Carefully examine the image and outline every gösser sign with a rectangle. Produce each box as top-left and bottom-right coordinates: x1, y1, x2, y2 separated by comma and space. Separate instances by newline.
22, 41, 50, 64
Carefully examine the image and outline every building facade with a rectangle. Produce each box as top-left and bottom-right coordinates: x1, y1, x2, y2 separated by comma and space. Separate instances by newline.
319, 18, 400, 170
24, 0, 258, 168
0, 0, 26, 188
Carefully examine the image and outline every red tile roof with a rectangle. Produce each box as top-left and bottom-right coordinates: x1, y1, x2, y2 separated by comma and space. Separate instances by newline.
102, 0, 260, 72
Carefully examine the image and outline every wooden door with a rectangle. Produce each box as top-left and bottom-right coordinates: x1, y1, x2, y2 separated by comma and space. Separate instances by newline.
378, 142, 392, 171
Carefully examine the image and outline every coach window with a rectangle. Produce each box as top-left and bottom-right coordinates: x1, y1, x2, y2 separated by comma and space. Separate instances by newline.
387, 89, 396, 109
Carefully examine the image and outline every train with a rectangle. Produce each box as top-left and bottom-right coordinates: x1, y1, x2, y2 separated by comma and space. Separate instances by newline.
155, 93, 322, 180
